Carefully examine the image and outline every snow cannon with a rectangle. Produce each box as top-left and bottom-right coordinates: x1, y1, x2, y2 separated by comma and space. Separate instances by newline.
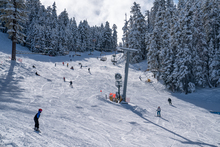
109, 93, 113, 101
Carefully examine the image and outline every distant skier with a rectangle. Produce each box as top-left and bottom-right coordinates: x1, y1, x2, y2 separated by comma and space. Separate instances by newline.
139, 75, 142, 81
35, 72, 40, 76
88, 68, 90, 73
32, 65, 36, 68
70, 66, 74, 70
80, 64, 82, 69
34, 108, 42, 131
55, 63, 56, 67
63, 77, 65, 82
67, 63, 69, 67
156, 106, 161, 117
62, 62, 64, 66
168, 98, 172, 105
69, 81, 72, 86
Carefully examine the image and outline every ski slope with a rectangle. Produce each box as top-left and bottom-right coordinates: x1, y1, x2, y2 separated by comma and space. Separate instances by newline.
0, 32, 220, 147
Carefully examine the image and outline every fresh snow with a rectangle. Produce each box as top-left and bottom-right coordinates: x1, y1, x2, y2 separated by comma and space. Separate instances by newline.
0, 32, 220, 147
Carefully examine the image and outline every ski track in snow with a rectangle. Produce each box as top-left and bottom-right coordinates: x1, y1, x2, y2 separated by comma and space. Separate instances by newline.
0, 32, 220, 147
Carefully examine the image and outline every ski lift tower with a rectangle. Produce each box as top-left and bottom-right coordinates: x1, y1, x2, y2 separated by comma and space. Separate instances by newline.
119, 47, 138, 104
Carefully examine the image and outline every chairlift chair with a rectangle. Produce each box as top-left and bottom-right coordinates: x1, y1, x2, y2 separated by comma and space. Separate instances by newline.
100, 52, 107, 61
111, 54, 117, 63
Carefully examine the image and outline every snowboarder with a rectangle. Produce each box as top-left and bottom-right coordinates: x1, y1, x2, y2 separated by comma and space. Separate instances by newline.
168, 98, 172, 105
69, 81, 72, 86
35, 72, 40, 76
70, 66, 74, 70
34, 108, 42, 131
156, 106, 161, 117
63, 77, 65, 82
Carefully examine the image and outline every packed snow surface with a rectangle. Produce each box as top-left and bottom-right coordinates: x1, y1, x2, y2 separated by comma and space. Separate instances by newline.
0, 32, 220, 147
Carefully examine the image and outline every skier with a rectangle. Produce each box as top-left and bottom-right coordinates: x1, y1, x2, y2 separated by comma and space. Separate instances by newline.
88, 68, 90, 73
35, 72, 40, 76
139, 75, 142, 81
70, 66, 74, 70
34, 108, 42, 131
69, 81, 72, 86
156, 106, 161, 117
32, 65, 36, 68
80, 64, 82, 69
62, 62, 64, 66
55, 63, 56, 67
168, 98, 172, 105
67, 63, 69, 67
63, 77, 65, 82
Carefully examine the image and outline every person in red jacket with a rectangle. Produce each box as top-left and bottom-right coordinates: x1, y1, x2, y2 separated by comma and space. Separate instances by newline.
34, 108, 42, 131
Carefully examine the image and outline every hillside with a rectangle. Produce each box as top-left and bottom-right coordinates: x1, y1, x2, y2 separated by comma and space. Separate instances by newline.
0, 32, 220, 147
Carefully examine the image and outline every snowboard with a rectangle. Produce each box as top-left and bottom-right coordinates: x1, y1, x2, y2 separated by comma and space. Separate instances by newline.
34, 128, 41, 134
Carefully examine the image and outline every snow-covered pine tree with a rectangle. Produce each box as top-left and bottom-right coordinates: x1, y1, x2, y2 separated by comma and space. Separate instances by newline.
57, 9, 69, 54
78, 20, 88, 52
96, 24, 104, 51
149, 0, 160, 31
25, 0, 41, 50
0, 0, 27, 60
174, 0, 195, 94
160, 0, 177, 90
192, 2, 208, 87
160, 9, 173, 88
122, 13, 129, 48
112, 24, 117, 50
103, 21, 112, 51
51, 2, 57, 29
67, 17, 77, 51
128, 2, 146, 62
0, 0, 7, 32
148, 0, 165, 72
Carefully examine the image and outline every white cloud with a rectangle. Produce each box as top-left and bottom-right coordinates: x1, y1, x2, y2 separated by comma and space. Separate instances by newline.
40, 0, 155, 43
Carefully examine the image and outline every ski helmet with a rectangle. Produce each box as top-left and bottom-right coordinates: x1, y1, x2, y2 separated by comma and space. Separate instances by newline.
39, 108, 42, 112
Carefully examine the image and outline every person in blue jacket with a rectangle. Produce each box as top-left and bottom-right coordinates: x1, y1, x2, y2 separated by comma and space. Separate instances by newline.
34, 108, 42, 131
156, 106, 161, 117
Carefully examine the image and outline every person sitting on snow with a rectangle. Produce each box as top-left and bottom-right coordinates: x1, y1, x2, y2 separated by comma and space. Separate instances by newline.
156, 106, 161, 117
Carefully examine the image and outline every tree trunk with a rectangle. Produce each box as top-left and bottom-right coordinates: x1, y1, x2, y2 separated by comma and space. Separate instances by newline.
11, 0, 16, 61
11, 34, 16, 60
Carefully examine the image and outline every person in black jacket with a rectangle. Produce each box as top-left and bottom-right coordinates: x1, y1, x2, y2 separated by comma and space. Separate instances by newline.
35, 72, 40, 76
168, 98, 172, 105
34, 108, 42, 131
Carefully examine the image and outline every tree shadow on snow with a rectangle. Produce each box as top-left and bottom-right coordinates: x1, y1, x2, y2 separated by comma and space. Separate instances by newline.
0, 61, 27, 109
170, 137, 218, 147
171, 88, 220, 113
121, 104, 217, 147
